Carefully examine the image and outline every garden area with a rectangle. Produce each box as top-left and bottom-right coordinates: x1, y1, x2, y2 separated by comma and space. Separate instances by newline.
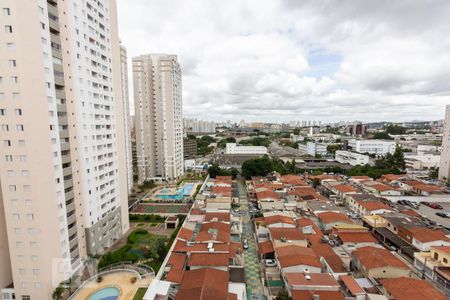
99, 215, 186, 274
98, 229, 169, 273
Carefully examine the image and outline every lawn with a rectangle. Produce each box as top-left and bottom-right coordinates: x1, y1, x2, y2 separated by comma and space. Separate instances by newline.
132, 288, 147, 300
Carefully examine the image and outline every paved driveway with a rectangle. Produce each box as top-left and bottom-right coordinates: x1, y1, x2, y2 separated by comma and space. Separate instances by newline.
238, 179, 266, 300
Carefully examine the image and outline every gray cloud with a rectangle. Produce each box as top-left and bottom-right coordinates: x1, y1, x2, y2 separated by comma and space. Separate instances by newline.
118, 0, 450, 123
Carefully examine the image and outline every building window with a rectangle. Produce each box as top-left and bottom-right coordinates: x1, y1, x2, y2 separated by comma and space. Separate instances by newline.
16, 124, 24, 131
15, 109, 22, 116
9, 185, 16, 192
3, 140, 11, 146
3, 8, 10, 16
1, 124, 8, 131
11, 76, 18, 84
22, 296, 31, 300
0, 108, 5, 115
9, 60, 16, 67
5, 25, 12, 33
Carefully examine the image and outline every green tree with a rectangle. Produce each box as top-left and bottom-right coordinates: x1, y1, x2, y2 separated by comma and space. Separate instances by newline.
207, 164, 222, 178
429, 167, 439, 179
275, 288, 292, 300
327, 144, 341, 154
372, 131, 392, 139
385, 124, 406, 135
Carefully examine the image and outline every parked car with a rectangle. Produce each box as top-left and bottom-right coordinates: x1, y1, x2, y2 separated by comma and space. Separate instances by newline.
436, 212, 450, 218
320, 235, 330, 243
328, 240, 339, 247
347, 212, 360, 219
243, 239, 249, 249
265, 259, 277, 267
397, 200, 408, 205
407, 201, 419, 209
429, 203, 443, 209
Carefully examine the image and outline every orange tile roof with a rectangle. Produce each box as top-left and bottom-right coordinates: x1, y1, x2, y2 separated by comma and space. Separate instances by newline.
340, 275, 365, 295
178, 227, 194, 241
370, 183, 397, 192
351, 176, 373, 180
275, 245, 322, 268
281, 175, 307, 186
165, 253, 186, 283
338, 232, 377, 243
175, 268, 229, 300
292, 290, 345, 300
205, 212, 230, 222
264, 215, 295, 226
381, 174, 407, 182
285, 272, 338, 287
307, 235, 346, 273
188, 253, 230, 267
432, 246, 450, 255
256, 189, 280, 201
380, 277, 447, 300
196, 222, 231, 243
296, 218, 323, 236
317, 212, 353, 225
334, 184, 358, 193
216, 176, 232, 181
258, 241, 275, 255
353, 246, 408, 270
228, 293, 238, 300
412, 183, 444, 193
401, 209, 420, 217
211, 186, 232, 196
269, 228, 305, 241
357, 200, 393, 212
409, 227, 450, 243
310, 174, 339, 181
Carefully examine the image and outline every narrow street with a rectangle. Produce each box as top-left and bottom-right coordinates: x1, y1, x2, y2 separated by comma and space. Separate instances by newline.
238, 179, 266, 300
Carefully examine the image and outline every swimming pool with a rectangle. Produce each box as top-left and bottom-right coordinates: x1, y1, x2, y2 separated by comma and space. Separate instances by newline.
155, 183, 195, 200
88, 287, 120, 300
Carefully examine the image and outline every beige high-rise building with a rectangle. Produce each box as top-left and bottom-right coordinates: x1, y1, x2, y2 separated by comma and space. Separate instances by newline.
439, 105, 450, 181
120, 45, 133, 193
0, 0, 129, 299
133, 54, 184, 183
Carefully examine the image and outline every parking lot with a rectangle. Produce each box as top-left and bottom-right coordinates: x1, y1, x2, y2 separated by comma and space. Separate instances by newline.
416, 202, 450, 228
386, 196, 450, 229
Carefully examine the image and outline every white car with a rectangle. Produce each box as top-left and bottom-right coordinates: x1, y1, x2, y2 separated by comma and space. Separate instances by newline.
265, 259, 277, 267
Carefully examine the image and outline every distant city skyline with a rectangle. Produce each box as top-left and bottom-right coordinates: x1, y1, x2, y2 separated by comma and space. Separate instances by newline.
118, 0, 450, 122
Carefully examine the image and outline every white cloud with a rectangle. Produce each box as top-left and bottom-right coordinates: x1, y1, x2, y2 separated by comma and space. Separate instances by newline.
117, 0, 450, 123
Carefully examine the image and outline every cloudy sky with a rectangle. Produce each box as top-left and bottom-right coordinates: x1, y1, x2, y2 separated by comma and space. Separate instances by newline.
117, 0, 450, 123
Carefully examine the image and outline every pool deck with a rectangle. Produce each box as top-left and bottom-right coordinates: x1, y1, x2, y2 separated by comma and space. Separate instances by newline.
71, 272, 151, 300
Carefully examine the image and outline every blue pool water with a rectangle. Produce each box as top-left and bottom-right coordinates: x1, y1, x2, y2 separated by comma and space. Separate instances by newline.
88, 287, 120, 300
155, 183, 195, 200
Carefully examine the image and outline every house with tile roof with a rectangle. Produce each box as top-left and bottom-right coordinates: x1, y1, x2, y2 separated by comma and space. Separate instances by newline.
409, 227, 450, 251
351, 246, 410, 278
283, 273, 340, 297
316, 212, 354, 232
174, 268, 238, 300
275, 245, 323, 274
380, 277, 447, 300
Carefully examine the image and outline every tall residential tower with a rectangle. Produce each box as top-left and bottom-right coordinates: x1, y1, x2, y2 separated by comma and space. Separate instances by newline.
0, 0, 129, 298
439, 105, 450, 180
133, 54, 184, 183
120, 45, 133, 193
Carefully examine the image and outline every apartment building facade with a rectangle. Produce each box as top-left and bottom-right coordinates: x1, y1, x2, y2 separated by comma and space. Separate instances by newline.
0, 0, 129, 298
439, 105, 450, 180
133, 54, 184, 183
120, 45, 133, 192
